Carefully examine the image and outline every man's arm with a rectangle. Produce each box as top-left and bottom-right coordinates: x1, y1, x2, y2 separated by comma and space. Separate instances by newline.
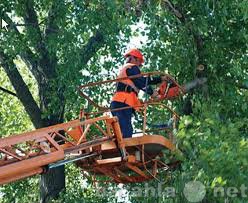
126, 66, 161, 95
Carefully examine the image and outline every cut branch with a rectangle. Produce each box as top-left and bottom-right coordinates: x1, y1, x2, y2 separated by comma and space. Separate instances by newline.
164, 0, 206, 74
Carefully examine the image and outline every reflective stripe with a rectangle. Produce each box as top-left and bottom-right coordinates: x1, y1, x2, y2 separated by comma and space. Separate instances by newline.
112, 92, 141, 108
112, 63, 141, 109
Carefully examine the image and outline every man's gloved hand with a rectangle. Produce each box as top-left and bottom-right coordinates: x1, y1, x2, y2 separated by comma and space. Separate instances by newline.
161, 75, 174, 84
161, 75, 169, 81
151, 90, 160, 99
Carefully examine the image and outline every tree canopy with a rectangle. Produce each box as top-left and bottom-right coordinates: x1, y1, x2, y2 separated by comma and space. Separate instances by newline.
0, 0, 247, 202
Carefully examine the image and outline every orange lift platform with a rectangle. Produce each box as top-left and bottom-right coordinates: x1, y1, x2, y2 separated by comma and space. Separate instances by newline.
0, 72, 183, 185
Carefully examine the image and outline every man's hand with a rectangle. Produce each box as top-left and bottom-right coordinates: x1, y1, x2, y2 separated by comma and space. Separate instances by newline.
151, 90, 160, 99
161, 75, 169, 81
161, 75, 174, 84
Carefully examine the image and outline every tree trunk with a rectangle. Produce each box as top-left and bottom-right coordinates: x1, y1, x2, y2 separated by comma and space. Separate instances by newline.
38, 81, 65, 202
40, 166, 65, 203
40, 131, 65, 203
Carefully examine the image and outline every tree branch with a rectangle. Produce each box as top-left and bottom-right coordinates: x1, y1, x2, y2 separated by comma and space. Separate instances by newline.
0, 51, 44, 128
163, 0, 205, 68
23, 0, 56, 79
162, 0, 209, 107
163, 0, 184, 21
163, 1, 208, 88
2, 13, 43, 83
0, 86, 17, 97
44, 0, 61, 38
80, 30, 105, 65
23, 0, 43, 43
125, 0, 131, 13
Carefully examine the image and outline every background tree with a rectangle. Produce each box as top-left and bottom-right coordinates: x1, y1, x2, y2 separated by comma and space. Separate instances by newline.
1, 0, 248, 202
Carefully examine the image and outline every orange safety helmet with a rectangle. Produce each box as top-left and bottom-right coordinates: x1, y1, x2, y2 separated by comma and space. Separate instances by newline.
124, 48, 144, 64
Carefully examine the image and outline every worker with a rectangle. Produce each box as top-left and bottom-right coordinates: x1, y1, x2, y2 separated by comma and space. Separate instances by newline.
110, 48, 168, 138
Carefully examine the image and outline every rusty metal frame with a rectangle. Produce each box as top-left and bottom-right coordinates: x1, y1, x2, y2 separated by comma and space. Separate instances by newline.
77, 72, 181, 142
0, 116, 122, 185
78, 72, 183, 112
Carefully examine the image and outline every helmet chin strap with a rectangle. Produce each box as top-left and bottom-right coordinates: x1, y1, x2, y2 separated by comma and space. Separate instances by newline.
126, 56, 132, 63
126, 56, 141, 66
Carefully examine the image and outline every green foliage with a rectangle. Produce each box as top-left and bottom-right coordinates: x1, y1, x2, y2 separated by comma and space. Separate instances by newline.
175, 100, 248, 202
0, 177, 39, 203
0, 61, 39, 203
0, 61, 36, 136
0, 0, 248, 202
